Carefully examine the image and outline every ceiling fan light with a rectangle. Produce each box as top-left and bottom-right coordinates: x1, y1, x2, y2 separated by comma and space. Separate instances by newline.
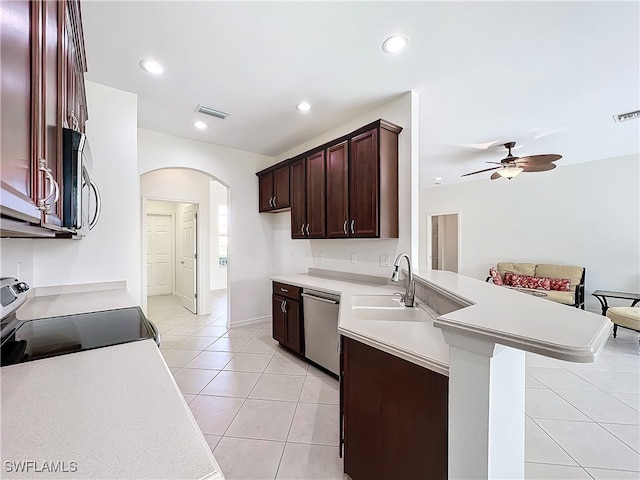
497, 166, 523, 179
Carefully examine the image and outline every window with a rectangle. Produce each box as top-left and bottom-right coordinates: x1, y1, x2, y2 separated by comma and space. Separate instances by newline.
218, 205, 228, 266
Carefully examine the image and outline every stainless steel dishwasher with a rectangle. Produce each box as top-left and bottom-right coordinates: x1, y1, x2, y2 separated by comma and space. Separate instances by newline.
302, 289, 340, 376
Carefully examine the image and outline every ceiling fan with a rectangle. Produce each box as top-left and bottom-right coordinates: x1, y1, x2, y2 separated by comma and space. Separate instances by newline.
461, 142, 562, 180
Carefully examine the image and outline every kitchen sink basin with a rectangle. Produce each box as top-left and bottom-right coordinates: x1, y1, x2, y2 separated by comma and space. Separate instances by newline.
350, 295, 426, 322
350, 294, 405, 308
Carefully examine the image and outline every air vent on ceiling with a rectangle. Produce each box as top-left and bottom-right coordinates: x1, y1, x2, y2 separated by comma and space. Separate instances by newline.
196, 105, 230, 120
613, 109, 640, 123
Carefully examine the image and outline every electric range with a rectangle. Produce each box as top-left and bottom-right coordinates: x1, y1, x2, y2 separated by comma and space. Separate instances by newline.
0, 278, 159, 367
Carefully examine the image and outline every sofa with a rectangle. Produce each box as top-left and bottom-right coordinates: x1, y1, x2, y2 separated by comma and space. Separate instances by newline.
486, 262, 586, 309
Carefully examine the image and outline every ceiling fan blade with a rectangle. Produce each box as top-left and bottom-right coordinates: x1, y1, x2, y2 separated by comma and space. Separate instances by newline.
521, 163, 557, 172
490, 172, 502, 180
460, 166, 501, 177
516, 154, 562, 164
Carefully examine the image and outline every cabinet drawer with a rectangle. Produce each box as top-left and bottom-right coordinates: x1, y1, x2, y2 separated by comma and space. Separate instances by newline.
273, 282, 301, 300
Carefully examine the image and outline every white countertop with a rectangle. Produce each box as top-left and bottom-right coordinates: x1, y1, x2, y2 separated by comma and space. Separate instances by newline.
272, 269, 612, 375
1, 340, 223, 480
271, 273, 450, 376
2, 283, 223, 479
16, 287, 138, 321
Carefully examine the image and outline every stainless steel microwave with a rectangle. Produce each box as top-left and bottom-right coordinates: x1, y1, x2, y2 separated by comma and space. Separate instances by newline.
61, 128, 101, 234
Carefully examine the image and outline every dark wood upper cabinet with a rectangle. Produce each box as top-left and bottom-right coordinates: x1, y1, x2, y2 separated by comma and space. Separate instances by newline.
0, 0, 41, 224
257, 119, 401, 240
326, 141, 349, 238
1, 0, 88, 236
305, 151, 326, 238
257, 162, 290, 212
290, 158, 306, 239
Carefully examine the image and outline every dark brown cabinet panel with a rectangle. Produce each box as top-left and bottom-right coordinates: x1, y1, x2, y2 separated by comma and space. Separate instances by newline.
0, 0, 41, 223
342, 336, 448, 479
257, 163, 290, 212
325, 141, 349, 238
272, 296, 286, 344
290, 159, 306, 239
305, 151, 326, 238
349, 129, 378, 237
271, 282, 303, 355
1, 0, 87, 235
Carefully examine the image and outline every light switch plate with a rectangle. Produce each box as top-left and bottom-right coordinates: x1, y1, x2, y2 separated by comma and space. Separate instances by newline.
351, 253, 357, 264
379, 255, 390, 267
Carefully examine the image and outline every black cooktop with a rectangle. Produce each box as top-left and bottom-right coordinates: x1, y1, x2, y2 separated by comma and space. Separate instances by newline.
1, 307, 158, 366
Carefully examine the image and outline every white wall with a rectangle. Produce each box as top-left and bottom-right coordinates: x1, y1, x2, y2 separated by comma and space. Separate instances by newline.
138, 128, 274, 326
28, 82, 141, 299
0, 239, 35, 286
269, 92, 417, 278
210, 181, 228, 291
419, 154, 640, 312
440, 214, 459, 273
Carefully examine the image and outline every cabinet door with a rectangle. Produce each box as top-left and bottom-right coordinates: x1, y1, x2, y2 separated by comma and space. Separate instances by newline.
305, 151, 326, 238
272, 165, 290, 209
326, 141, 349, 238
0, 0, 41, 223
343, 337, 448, 479
39, 0, 63, 227
62, 0, 87, 133
290, 158, 306, 239
349, 128, 379, 237
283, 298, 303, 355
259, 172, 274, 212
272, 295, 286, 344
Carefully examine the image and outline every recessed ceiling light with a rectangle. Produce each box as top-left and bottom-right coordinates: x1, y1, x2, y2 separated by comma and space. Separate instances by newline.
296, 102, 312, 112
194, 121, 208, 130
382, 35, 409, 54
139, 59, 165, 75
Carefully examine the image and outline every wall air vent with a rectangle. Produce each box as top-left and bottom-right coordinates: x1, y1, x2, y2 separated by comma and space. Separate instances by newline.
196, 105, 230, 120
613, 109, 640, 122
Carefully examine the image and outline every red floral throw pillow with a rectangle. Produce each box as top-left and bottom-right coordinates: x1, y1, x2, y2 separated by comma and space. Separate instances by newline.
505, 273, 551, 290
549, 278, 571, 291
489, 267, 503, 285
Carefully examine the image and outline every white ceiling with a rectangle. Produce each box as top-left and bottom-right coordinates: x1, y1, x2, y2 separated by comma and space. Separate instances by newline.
81, 1, 639, 188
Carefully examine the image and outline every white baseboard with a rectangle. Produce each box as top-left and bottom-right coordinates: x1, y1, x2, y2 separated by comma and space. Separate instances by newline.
229, 315, 270, 328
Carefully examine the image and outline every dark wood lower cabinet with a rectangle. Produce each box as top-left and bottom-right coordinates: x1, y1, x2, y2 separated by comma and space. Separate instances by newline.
271, 282, 304, 356
342, 337, 448, 480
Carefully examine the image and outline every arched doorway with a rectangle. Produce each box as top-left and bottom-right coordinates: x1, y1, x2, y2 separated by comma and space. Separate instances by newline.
141, 168, 229, 324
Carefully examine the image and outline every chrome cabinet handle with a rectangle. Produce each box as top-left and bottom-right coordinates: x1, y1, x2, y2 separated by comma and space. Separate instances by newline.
280, 288, 288, 293
343, 220, 348, 235
350, 219, 355, 235
38, 159, 59, 213
269, 197, 274, 207
88, 178, 102, 230
305, 223, 310, 236
273, 196, 276, 207
300, 224, 305, 235
282, 300, 287, 314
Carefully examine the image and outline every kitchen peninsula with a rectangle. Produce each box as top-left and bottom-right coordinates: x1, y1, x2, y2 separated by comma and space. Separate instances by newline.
271, 268, 612, 479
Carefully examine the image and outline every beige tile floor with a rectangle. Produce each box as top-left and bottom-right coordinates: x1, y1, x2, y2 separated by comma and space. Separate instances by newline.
148, 294, 639, 480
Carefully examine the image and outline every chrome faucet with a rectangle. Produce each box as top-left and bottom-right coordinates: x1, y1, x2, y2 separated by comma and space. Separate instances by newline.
390, 253, 415, 307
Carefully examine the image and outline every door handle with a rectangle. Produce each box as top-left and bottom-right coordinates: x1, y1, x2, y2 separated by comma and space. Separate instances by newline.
269, 197, 274, 207
273, 196, 276, 207
350, 219, 355, 235
180, 261, 185, 264
300, 224, 305, 235
88, 178, 101, 230
305, 224, 310, 236
282, 300, 287, 313
38, 159, 60, 213
343, 220, 348, 235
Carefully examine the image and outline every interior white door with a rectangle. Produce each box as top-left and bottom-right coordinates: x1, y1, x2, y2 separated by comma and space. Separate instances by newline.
147, 214, 173, 296
181, 204, 197, 313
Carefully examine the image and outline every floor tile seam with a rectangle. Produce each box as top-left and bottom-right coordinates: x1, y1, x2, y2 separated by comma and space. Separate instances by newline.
568, 368, 640, 392
528, 416, 584, 468
219, 433, 285, 445
527, 367, 597, 392
552, 385, 640, 421
186, 368, 224, 396
532, 388, 598, 423
596, 422, 640, 454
